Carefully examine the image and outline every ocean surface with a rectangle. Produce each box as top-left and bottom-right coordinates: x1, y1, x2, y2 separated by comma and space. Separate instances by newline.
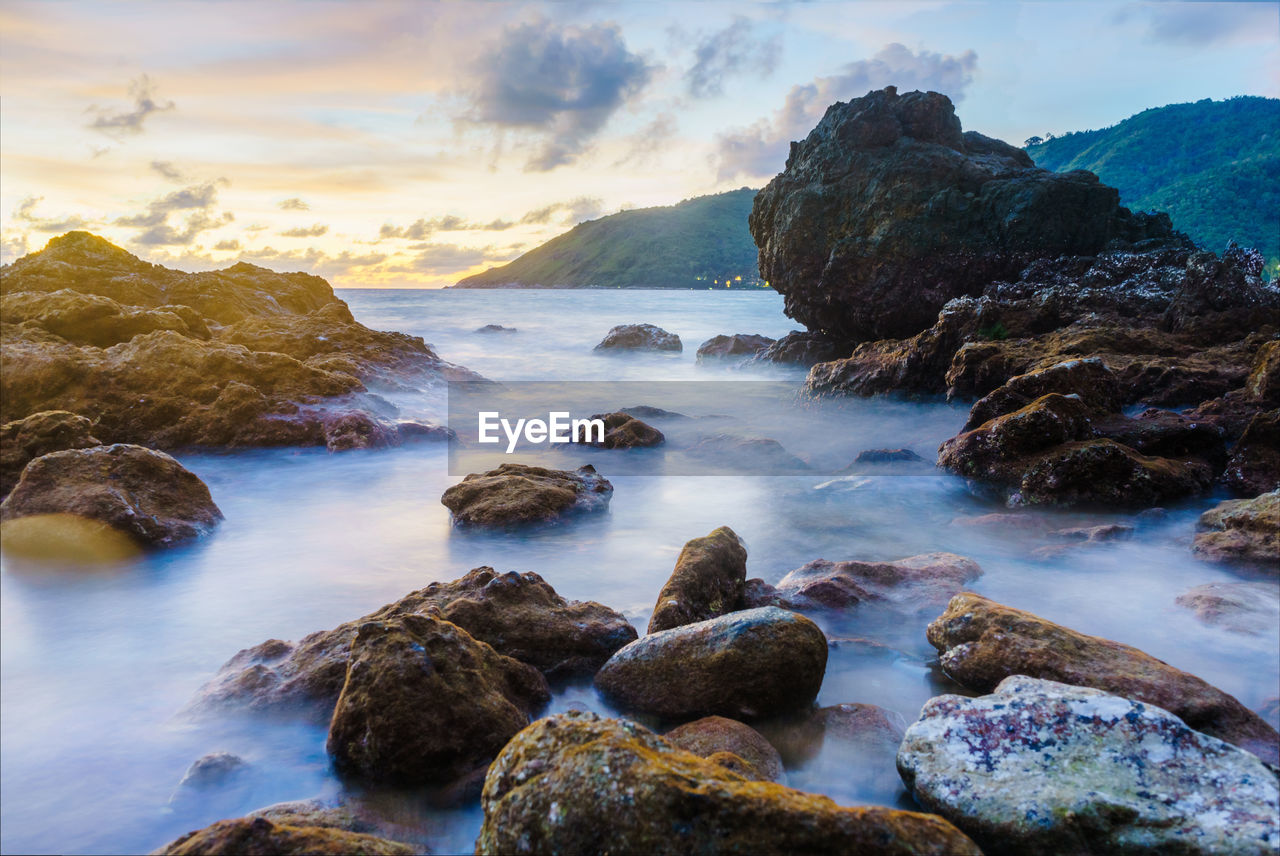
2, 288, 1276, 854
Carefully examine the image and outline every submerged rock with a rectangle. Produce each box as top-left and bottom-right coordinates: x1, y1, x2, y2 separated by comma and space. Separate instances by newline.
440, 463, 612, 526
476, 711, 980, 856
0, 410, 100, 497
774, 552, 981, 614
898, 675, 1280, 856
595, 607, 827, 720
664, 716, 784, 782
927, 592, 1280, 765
1192, 490, 1280, 570
151, 816, 414, 856
192, 566, 634, 716
0, 444, 222, 547
1176, 582, 1279, 636
579, 411, 664, 449
851, 448, 925, 464
648, 526, 748, 632
326, 614, 549, 786
474, 324, 516, 334
686, 434, 808, 472
696, 333, 775, 362
594, 323, 682, 352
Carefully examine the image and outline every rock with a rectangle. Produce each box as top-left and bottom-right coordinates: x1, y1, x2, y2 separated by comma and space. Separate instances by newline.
758, 703, 907, 800
579, 412, 664, 449
648, 526, 748, 633
1261, 698, 1280, 732
696, 333, 775, 362
1224, 409, 1280, 495
0, 289, 207, 347
938, 393, 1096, 485
595, 607, 827, 720
963, 358, 1123, 430
1244, 338, 1280, 403
1048, 523, 1134, 542
741, 577, 782, 608
322, 411, 399, 451
326, 614, 549, 785
168, 752, 255, 813
774, 552, 982, 614
192, 567, 635, 715
174, 752, 249, 791
1176, 582, 1279, 635
476, 710, 980, 856
150, 817, 414, 856
475, 324, 516, 333
621, 404, 689, 420
664, 716, 784, 782
247, 798, 429, 845
1192, 490, 1280, 569
852, 448, 925, 464
686, 434, 808, 472
748, 330, 850, 366
394, 421, 452, 444
0, 410, 100, 497
750, 87, 1179, 342
927, 592, 1280, 765
0, 444, 222, 547
440, 463, 612, 526
1014, 439, 1213, 507
594, 323, 681, 352
1093, 407, 1228, 469
898, 675, 1280, 856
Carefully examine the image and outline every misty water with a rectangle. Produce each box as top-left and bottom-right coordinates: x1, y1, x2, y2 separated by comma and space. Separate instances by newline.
2, 289, 1276, 854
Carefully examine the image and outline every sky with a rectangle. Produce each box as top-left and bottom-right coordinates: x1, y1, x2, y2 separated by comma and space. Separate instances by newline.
1, 0, 1276, 287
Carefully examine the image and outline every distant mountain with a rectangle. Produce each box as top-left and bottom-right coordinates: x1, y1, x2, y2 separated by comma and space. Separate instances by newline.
454, 188, 763, 289
1025, 96, 1279, 272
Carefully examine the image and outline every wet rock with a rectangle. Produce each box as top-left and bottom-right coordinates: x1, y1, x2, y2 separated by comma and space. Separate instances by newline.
648, 526, 748, 633
474, 324, 516, 334
774, 552, 982, 614
595, 607, 827, 720
0, 410, 100, 497
168, 752, 255, 813
1093, 407, 1228, 469
476, 710, 980, 856
1224, 409, 1280, 495
1192, 490, 1280, 570
151, 816, 414, 856
175, 752, 249, 791
696, 333, 775, 362
326, 614, 549, 785
852, 448, 925, 464
938, 393, 1095, 485
898, 675, 1280, 856
963, 358, 1123, 430
759, 703, 907, 800
322, 411, 399, 451
580, 412, 664, 449
664, 716, 783, 782
1176, 582, 1279, 636
394, 421, 452, 444
687, 434, 808, 472
927, 592, 1280, 765
1014, 439, 1213, 508
1244, 338, 1280, 403
750, 87, 1179, 342
741, 577, 782, 608
440, 463, 612, 526
748, 329, 850, 366
192, 567, 635, 716
594, 323, 681, 352
1048, 523, 1134, 542
0, 444, 222, 547
621, 404, 689, 420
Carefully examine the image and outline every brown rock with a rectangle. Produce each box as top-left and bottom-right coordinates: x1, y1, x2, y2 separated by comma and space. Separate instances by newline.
1244, 338, 1280, 403
594, 323, 681, 351
150, 816, 414, 855
664, 716, 783, 782
1176, 582, 1279, 635
0, 410, 100, 497
774, 552, 982, 613
648, 526, 747, 632
927, 592, 1280, 765
938, 393, 1095, 485
1192, 490, 1280, 569
581, 411, 664, 449
696, 333, 775, 362
963, 358, 1122, 430
1015, 439, 1213, 508
1223, 409, 1280, 496
440, 463, 613, 526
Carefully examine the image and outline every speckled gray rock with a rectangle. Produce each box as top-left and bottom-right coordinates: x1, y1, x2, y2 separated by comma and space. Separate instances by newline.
897, 676, 1280, 856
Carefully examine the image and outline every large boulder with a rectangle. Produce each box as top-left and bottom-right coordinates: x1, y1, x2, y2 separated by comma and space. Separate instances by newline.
595, 607, 827, 720
150, 816, 413, 856
1013, 439, 1213, 507
696, 333, 775, 362
962, 358, 1123, 430
0, 410, 100, 497
0, 444, 222, 547
326, 614, 549, 785
191, 567, 635, 716
750, 87, 1177, 342
594, 323, 682, 352
927, 592, 1280, 765
440, 463, 612, 526
773, 552, 981, 613
648, 526, 748, 632
898, 676, 1280, 856
1192, 490, 1280, 570
476, 711, 980, 855
664, 716, 784, 782
938, 393, 1096, 484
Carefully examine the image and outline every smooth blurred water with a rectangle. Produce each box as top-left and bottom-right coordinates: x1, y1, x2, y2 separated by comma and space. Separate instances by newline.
2, 288, 1276, 854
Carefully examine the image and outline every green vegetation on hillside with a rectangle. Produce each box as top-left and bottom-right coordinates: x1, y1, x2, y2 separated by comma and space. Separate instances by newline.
455, 188, 763, 288
1025, 96, 1279, 275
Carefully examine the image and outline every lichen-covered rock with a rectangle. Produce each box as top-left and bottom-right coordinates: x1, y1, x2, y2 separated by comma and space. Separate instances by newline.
476, 711, 980, 856
191, 567, 634, 716
774, 552, 981, 613
0, 444, 222, 547
579, 411, 664, 449
150, 816, 414, 856
0, 410, 100, 497
696, 333, 775, 362
898, 676, 1280, 856
1014, 439, 1213, 508
326, 614, 549, 785
1224, 410, 1280, 496
963, 358, 1123, 430
1176, 582, 1279, 636
595, 607, 827, 720
440, 463, 612, 526
664, 716, 783, 782
927, 592, 1280, 765
1193, 490, 1280, 569
648, 526, 748, 632
594, 323, 681, 351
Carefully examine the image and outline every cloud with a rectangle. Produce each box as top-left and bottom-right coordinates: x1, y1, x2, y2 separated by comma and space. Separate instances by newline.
1116, 2, 1278, 46
2, 231, 31, 264
279, 223, 329, 238
239, 246, 387, 280
614, 112, 678, 166
278, 197, 310, 210
114, 180, 233, 246
87, 74, 174, 137
12, 196, 92, 232
463, 19, 653, 171
214, 239, 241, 251
379, 215, 516, 240
685, 16, 781, 99
714, 44, 978, 181
391, 243, 493, 275
149, 161, 187, 183
518, 196, 604, 226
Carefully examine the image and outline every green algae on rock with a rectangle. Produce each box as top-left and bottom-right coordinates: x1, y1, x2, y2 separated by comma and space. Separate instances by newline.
150, 816, 415, 856
648, 525, 748, 632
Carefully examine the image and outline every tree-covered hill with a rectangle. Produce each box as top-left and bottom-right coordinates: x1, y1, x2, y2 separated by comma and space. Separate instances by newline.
1025, 96, 1279, 274
454, 188, 763, 288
